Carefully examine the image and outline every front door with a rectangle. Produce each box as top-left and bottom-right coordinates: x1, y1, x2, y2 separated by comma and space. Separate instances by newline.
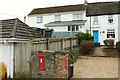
93, 30, 98, 42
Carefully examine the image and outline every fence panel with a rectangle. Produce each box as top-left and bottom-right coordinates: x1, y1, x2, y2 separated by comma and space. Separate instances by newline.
32, 37, 78, 52
14, 42, 31, 78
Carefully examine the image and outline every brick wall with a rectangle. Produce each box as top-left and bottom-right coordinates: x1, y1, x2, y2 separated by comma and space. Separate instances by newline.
55, 51, 70, 78
31, 50, 70, 78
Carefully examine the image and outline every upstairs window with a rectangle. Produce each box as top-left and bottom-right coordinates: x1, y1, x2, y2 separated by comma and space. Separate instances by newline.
93, 16, 98, 25
37, 16, 43, 23
107, 29, 115, 38
108, 15, 113, 23
73, 14, 83, 20
55, 15, 61, 21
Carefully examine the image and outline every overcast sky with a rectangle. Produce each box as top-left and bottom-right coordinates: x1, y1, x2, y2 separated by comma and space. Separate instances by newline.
0, 0, 119, 17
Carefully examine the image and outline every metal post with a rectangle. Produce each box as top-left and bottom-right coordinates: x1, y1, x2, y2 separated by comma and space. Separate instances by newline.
90, 16, 91, 34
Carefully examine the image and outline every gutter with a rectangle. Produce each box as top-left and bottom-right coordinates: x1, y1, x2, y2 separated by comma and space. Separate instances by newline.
0, 38, 30, 43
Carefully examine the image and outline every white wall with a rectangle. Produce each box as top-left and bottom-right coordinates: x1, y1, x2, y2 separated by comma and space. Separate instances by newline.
118, 14, 120, 41
49, 25, 86, 33
0, 43, 14, 78
90, 14, 119, 45
27, 11, 86, 28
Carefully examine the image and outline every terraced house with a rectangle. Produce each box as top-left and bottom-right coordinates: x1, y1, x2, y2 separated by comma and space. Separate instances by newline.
27, 3, 90, 37
27, 1, 120, 45
86, 2, 120, 45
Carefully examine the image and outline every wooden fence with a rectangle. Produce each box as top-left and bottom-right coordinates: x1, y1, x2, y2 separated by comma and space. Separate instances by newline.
32, 37, 78, 53
13, 37, 78, 78
14, 42, 32, 78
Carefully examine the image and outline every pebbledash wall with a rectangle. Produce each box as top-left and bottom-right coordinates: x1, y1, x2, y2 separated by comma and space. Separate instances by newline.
31, 50, 70, 78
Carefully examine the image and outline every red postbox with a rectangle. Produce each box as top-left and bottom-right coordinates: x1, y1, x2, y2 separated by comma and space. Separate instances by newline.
38, 53, 45, 70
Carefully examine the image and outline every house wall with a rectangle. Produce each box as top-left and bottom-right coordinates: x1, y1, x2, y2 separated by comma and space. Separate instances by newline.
48, 25, 86, 33
0, 43, 14, 78
27, 11, 88, 32
90, 14, 119, 45
118, 14, 120, 41
27, 10, 119, 45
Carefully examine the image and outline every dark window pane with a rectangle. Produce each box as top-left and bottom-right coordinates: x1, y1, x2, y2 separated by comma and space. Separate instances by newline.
107, 34, 115, 38
68, 26, 70, 31
76, 25, 79, 31
108, 19, 113, 23
72, 26, 75, 31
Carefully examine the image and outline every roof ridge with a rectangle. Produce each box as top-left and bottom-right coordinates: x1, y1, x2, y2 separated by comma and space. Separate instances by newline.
88, 1, 119, 4
10, 18, 18, 38
34, 4, 84, 10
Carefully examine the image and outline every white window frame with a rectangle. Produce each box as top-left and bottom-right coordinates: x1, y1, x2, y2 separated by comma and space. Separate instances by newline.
54, 15, 61, 21
73, 14, 83, 20
108, 15, 113, 23
93, 16, 98, 25
37, 16, 43, 23
107, 29, 115, 38
68, 25, 80, 32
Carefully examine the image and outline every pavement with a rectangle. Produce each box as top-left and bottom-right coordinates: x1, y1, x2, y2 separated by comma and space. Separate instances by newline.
72, 56, 118, 78
93, 47, 106, 57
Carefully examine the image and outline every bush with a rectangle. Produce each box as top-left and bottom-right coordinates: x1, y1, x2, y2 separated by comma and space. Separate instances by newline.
70, 49, 81, 64
80, 41, 94, 55
75, 32, 94, 45
103, 39, 114, 49
116, 41, 120, 51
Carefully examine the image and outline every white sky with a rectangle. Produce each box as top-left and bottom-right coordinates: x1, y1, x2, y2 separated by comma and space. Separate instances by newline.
0, 0, 119, 17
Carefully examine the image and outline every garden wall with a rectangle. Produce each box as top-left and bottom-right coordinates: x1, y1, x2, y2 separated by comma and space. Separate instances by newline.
31, 50, 70, 78
13, 37, 77, 78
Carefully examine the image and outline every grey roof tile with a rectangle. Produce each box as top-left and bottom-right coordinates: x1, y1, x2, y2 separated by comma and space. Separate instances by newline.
0, 18, 41, 39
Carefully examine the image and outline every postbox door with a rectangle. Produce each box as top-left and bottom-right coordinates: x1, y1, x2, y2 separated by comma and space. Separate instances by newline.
39, 53, 45, 70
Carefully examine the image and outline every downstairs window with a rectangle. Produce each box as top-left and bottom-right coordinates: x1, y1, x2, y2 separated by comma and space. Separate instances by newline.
107, 29, 115, 38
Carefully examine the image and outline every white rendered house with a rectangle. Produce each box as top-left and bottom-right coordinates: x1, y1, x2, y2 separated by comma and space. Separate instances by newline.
27, 4, 90, 37
88, 15, 119, 45
27, 1, 120, 45
86, 1, 120, 45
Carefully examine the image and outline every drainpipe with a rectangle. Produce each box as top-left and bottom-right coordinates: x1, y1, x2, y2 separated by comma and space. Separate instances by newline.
90, 16, 91, 34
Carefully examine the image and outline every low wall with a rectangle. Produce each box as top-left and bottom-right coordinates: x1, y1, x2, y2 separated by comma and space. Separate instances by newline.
31, 50, 70, 78
31, 50, 55, 78
55, 51, 70, 78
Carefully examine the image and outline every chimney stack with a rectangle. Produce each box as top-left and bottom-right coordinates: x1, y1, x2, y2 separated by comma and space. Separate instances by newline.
24, 16, 26, 23
84, 0, 88, 5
